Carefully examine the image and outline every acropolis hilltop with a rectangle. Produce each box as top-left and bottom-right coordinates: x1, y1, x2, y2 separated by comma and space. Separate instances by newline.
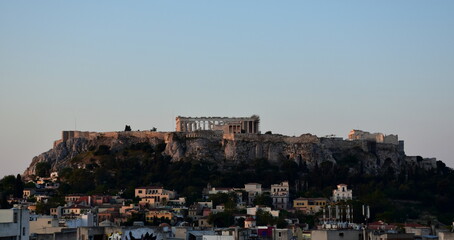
24, 115, 439, 179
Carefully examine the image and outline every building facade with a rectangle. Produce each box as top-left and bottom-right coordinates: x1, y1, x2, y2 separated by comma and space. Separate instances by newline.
293, 198, 328, 214
332, 184, 352, 202
135, 186, 177, 206
271, 181, 290, 209
0, 208, 30, 240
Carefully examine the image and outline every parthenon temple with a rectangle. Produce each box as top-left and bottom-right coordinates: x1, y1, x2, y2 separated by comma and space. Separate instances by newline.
176, 115, 260, 134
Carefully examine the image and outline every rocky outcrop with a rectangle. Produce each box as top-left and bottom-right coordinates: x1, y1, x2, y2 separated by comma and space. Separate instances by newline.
23, 131, 406, 178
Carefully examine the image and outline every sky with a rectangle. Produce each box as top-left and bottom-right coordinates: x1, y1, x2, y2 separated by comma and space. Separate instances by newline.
1, 1, 453, 178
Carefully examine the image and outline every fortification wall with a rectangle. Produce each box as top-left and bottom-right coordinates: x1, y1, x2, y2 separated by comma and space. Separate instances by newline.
184, 130, 224, 139
222, 133, 319, 144
60, 130, 169, 142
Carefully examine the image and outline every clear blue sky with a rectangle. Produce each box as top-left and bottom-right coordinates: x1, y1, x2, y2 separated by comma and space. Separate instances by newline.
1, 1, 453, 177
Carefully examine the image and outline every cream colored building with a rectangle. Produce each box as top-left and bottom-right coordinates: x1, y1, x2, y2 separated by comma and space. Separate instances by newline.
29, 215, 63, 234
332, 184, 352, 202
135, 186, 177, 205
62, 205, 91, 216
247, 205, 279, 217
23, 189, 35, 199
145, 209, 174, 222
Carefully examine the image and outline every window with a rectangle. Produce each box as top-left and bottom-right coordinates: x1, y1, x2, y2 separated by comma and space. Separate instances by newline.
23, 227, 26, 236
14, 212, 18, 223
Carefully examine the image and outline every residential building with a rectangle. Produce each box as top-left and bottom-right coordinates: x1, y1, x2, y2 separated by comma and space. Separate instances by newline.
368, 232, 415, 240
438, 231, 454, 240
198, 216, 212, 228
404, 223, 431, 236
23, 188, 36, 199
244, 183, 262, 205
293, 198, 328, 214
29, 215, 63, 234
97, 210, 120, 225
367, 221, 398, 231
208, 187, 233, 195
311, 229, 363, 240
64, 194, 85, 204
135, 186, 177, 206
145, 209, 173, 222
332, 184, 352, 202
273, 228, 292, 240
247, 205, 279, 217
0, 207, 30, 240
271, 181, 290, 209
244, 217, 256, 228
62, 204, 91, 217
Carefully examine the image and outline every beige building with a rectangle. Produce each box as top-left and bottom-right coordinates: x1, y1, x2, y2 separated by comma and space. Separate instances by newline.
176, 115, 260, 134
135, 186, 176, 206
145, 209, 174, 222
311, 230, 363, 240
23, 189, 36, 199
244, 217, 256, 228
438, 231, 454, 240
62, 205, 91, 216
29, 215, 63, 234
293, 198, 328, 214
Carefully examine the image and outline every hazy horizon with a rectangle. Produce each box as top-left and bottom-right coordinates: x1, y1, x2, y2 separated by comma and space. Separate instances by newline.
1, 1, 453, 177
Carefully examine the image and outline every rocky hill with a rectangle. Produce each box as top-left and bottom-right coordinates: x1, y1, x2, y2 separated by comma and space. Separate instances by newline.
23, 130, 408, 179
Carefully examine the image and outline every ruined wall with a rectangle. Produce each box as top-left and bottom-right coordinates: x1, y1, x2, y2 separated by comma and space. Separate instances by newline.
348, 130, 399, 145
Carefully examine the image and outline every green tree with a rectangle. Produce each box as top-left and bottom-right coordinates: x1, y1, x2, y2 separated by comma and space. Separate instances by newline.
13, 174, 24, 198
208, 192, 237, 210
208, 212, 234, 227
35, 162, 52, 177
0, 175, 16, 195
256, 209, 275, 226
253, 193, 273, 207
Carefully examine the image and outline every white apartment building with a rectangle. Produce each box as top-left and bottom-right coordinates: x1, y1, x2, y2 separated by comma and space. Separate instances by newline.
332, 184, 352, 202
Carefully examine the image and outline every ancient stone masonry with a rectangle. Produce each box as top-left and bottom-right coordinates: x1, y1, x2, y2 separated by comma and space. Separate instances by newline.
175, 115, 260, 134
348, 129, 399, 145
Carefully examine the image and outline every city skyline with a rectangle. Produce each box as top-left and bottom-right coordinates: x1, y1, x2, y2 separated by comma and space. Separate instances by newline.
1, 1, 454, 177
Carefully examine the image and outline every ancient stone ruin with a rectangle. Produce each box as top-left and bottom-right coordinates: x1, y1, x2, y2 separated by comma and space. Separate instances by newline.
175, 115, 260, 134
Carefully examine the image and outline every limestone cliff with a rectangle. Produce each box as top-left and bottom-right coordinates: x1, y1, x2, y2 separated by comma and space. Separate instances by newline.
23, 130, 407, 178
